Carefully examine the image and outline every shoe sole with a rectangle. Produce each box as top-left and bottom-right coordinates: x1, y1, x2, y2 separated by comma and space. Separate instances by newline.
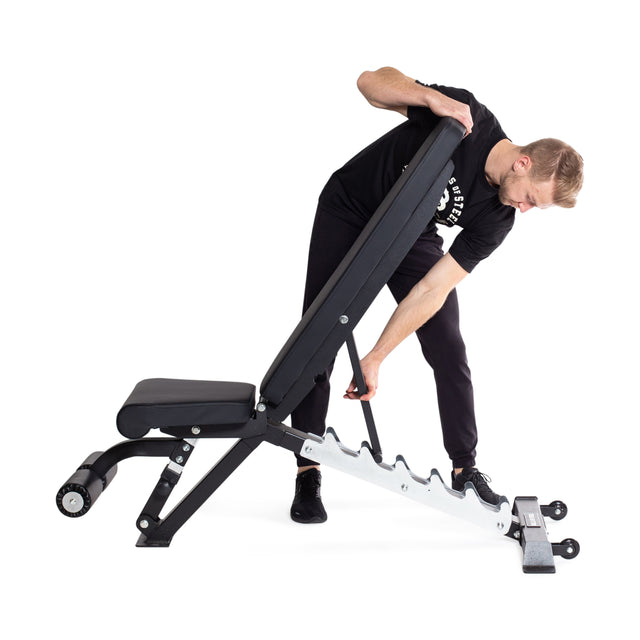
290, 512, 328, 524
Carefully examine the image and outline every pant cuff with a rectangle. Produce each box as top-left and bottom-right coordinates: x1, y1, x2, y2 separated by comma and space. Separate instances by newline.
295, 454, 319, 467
452, 457, 476, 469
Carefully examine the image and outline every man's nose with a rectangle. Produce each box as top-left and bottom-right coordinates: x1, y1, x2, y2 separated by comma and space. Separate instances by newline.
518, 202, 533, 213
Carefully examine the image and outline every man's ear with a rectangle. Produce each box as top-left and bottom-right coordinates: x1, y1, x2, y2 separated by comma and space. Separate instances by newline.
513, 155, 532, 174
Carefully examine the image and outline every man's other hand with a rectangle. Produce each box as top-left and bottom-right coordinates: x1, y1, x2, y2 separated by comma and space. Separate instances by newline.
344, 352, 383, 402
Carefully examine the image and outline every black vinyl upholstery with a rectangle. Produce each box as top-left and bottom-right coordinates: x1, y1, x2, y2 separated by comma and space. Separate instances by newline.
260, 117, 465, 422
117, 378, 256, 439
115, 117, 464, 440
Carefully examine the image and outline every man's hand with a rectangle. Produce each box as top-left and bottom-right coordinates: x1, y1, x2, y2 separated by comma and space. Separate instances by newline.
344, 352, 383, 402
423, 88, 473, 136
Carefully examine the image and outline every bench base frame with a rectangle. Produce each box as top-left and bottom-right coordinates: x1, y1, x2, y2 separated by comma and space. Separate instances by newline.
57, 416, 579, 572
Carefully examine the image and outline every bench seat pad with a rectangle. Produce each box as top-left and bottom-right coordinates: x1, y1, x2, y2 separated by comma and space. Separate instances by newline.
117, 378, 256, 439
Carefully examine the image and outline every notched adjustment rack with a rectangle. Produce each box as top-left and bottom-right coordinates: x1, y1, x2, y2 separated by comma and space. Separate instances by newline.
300, 427, 513, 534
296, 426, 579, 573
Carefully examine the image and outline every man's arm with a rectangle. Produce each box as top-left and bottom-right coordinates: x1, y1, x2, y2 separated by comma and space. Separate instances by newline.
357, 67, 473, 135
344, 253, 468, 401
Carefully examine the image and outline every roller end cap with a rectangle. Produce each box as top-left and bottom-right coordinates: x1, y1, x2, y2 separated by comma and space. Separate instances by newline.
56, 484, 92, 517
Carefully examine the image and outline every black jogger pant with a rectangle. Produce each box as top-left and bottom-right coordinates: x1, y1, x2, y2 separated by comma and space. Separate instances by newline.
291, 206, 478, 469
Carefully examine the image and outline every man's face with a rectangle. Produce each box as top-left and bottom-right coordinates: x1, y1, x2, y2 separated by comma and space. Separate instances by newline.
499, 169, 555, 213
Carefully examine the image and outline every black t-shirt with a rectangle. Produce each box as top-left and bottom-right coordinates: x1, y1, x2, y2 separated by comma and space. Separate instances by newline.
318, 83, 516, 272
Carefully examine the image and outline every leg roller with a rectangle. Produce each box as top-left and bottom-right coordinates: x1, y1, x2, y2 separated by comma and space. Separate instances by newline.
56, 452, 118, 517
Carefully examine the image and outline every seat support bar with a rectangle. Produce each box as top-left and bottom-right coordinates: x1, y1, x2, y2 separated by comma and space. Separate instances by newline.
136, 434, 266, 547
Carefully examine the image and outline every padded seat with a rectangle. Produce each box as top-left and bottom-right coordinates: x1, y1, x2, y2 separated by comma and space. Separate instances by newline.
117, 378, 256, 439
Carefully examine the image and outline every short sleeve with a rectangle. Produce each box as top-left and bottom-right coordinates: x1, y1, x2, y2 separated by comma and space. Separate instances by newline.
406, 104, 439, 129
448, 208, 515, 272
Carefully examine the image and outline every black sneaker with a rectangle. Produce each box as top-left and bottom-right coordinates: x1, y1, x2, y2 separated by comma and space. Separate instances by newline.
451, 468, 501, 505
290, 468, 328, 524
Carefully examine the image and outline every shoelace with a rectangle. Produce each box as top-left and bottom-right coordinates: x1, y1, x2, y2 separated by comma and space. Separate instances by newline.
297, 472, 322, 498
467, 470, 492, 485
464, 470, 498, 502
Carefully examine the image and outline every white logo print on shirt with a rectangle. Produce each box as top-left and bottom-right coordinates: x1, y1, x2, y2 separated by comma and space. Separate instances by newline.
437, 188, 450, 211
435, 176, 465, 226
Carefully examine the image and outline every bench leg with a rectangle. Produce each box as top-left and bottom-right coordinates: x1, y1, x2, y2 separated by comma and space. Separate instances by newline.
137, 435, 265, 547
508, 496, 580, 573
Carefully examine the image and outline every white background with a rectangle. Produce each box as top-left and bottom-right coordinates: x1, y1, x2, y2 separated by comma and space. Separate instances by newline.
2, 0, 637, 637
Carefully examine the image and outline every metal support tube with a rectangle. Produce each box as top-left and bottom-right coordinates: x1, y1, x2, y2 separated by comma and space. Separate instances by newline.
89, 438, 179, 477
137, 435, 265, 547
345, 333, 383, 462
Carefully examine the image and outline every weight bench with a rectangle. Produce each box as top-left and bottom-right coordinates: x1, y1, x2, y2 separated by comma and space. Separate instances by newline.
56, 117, 579, 573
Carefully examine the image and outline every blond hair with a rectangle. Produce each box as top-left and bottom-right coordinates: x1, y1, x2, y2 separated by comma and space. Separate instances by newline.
520, 138, 584, 208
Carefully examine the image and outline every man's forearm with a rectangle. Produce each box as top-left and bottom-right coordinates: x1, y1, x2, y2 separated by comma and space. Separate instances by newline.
369, 284, 446, 361
368, 253, 468, 363
357, 66, 473, 134
357, 67, 434, 111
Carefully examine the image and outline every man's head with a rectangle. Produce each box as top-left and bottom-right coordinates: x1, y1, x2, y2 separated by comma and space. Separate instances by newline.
498, 138, 584, 212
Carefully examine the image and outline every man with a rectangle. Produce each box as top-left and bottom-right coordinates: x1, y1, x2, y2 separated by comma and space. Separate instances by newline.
289, 67, 583, 523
